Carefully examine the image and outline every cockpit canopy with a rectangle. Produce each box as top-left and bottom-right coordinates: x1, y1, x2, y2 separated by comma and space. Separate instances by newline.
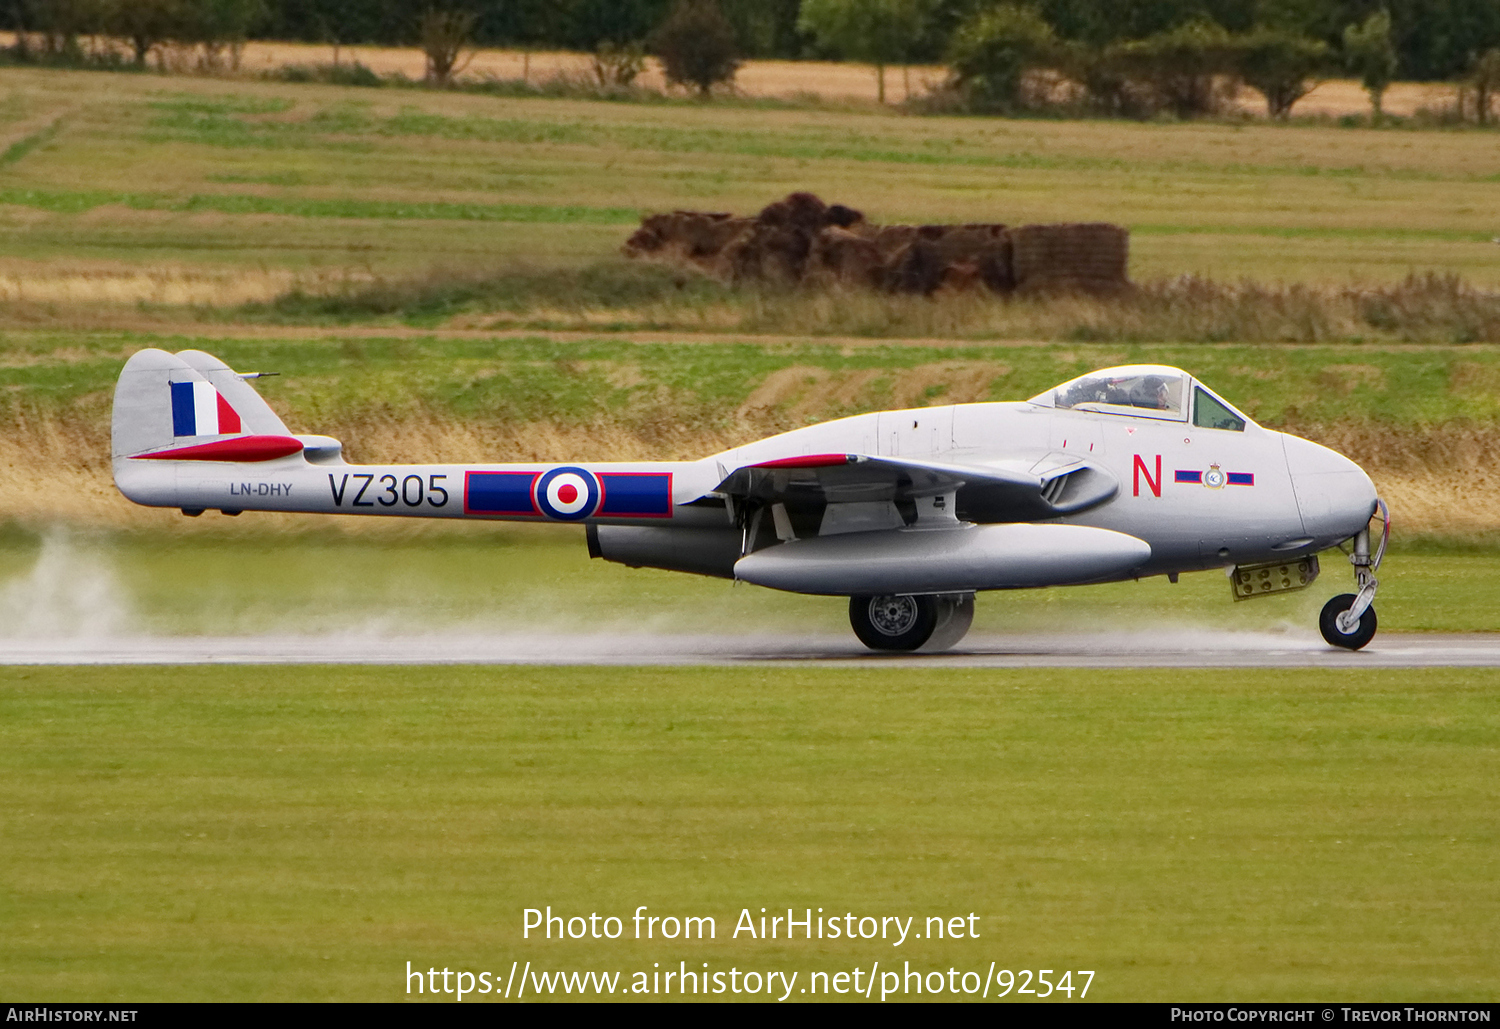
1029, 365, 1251, 431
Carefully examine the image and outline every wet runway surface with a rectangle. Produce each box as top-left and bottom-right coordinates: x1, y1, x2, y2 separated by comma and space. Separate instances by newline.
3, 630, 1500, 667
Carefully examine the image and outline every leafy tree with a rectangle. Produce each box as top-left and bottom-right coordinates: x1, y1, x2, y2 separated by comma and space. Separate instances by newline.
563, 0, 672, 50
650, 0, 740, 96
25, 0, 97, 57
1234, 27, 1329, 119
418, 6, 476, 85
184, 0, 268, 70
947, 4, 1058, 111
1108, 17, 1237, 118
1251, 0, 1341, 38
589, 40, 646, 86
303, 0, 375, 67
1342, 9, 1398, 122
717, 0, 802, 58
1037, 0, 1242, 46
798, 0, 933, 103
105, 0, 187, 65
1467, 47, 1500, 126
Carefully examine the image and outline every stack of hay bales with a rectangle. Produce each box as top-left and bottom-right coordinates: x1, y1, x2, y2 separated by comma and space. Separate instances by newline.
622, 193, 1127, 295
622, 211, 754, 267
1009, 223, 1130, 294
719, 192, 866, 284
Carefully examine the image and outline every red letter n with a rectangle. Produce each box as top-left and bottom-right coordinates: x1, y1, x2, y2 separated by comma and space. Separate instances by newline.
1133, 453, 1161, 497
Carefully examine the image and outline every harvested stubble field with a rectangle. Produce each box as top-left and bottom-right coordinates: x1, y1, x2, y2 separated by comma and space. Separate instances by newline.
0, 66, 1497, 295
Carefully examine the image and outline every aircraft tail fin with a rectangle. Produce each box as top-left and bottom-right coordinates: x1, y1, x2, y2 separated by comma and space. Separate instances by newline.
111, 348, 299, 462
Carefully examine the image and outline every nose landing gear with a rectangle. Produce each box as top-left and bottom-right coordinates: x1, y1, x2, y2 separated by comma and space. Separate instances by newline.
1319, 499, 1389, 651
1319, 593, 1378, 650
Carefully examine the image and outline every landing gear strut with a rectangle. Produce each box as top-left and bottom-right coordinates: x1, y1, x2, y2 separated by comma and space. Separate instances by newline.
849, 593, 974, 652
1319, 499, 1388, 651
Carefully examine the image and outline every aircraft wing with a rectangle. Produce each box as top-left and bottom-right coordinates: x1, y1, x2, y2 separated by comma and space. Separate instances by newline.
707, 452, 1117, 522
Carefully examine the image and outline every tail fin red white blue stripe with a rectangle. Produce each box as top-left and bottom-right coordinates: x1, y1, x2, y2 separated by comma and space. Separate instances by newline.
170, 380, 242, 437
112, 348, 295, 462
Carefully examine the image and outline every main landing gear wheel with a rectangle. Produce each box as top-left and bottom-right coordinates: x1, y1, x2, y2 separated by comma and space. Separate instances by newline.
1319, 593, 1377, 651
849, 594, 974, 652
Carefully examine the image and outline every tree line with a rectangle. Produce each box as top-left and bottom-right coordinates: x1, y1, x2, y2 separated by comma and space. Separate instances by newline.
5, 0, 1500, 120
6, 0, 1500, 79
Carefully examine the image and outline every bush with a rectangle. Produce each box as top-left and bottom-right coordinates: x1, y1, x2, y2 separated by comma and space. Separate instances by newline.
1343, 10, 1398, 123
269, 61, 383, 87
1055, 42, 1151, 118
946, 4, 1058, 113
1107, 19, 1238, 119
650, 0, 740, 97
590, 41, 647, 87
798, 0, 929, 105
1470, 48, 1500, 126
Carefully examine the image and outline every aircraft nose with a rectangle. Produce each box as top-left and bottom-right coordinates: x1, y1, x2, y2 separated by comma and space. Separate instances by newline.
1282, 434, 1378, 546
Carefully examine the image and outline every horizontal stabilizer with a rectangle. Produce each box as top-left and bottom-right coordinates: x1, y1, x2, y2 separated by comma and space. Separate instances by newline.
132, 435, 305, 462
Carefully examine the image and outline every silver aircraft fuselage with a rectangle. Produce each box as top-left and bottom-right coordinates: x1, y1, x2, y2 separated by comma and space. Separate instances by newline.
116, 381, 1377, 585
111, 351, 1386, 650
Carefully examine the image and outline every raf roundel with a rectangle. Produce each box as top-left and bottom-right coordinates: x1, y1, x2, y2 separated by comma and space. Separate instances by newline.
535, 466, 600, 520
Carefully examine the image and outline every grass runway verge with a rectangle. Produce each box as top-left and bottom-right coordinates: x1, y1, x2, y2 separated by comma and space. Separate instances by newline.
2, 665, 1496, 1001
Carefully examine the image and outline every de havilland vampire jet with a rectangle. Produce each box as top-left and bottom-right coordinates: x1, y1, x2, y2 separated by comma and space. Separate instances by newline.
112, 350, 1390, 652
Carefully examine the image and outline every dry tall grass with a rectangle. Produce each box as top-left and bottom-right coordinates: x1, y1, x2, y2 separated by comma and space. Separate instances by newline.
0, 262, 303, 306
6, 403, 1496, 538
453, 271, 1500, 344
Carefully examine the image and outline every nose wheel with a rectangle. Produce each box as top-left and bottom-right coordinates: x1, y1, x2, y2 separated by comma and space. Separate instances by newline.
1319, 593, 1378, 650
1320, 499, 1388, 651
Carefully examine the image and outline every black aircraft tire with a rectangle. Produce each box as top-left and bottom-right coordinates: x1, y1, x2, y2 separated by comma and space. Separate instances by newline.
922, 593, 975, 652
850, 594, 939, 652
1319, 593, 1377, 650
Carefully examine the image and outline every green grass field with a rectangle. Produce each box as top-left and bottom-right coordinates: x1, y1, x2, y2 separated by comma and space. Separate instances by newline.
2, 665, 1496, 1001
5, 330, 1499, 442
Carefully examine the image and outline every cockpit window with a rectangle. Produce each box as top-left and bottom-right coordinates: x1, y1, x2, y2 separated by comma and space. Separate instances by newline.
1048, 367, 1186, 420
1192, 387, 1246, 431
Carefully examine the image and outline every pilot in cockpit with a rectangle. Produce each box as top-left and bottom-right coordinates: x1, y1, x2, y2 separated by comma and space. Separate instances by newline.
1137, 375, 1170, 410
1048, 366, 1184, 416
